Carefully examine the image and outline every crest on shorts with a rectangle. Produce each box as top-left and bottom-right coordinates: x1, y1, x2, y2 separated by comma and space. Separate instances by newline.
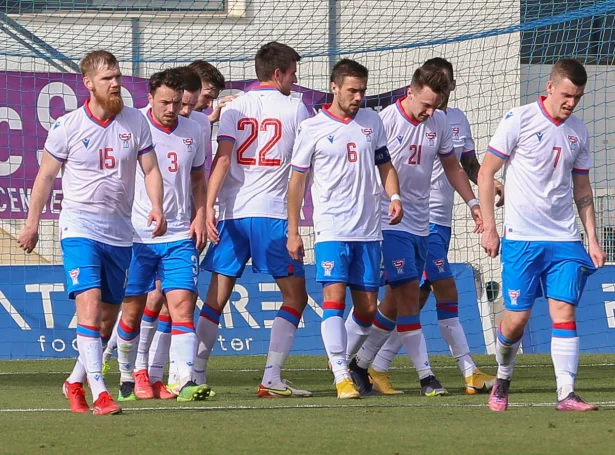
183, 138, 193, 151
452, 127, 460, 140
119, 132, 132, 148
568, 135, 578, 149
433, 259, 445, 273
426, 131, 436, 146
321, 261, 335, 277
392, 259, 405, 274
508, 289, 520, 306
69, 268, 80, 286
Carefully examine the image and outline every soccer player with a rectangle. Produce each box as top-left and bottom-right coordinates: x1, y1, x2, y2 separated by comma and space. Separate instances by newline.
115, 68, 210, 403
101, 67, 209, 399
146, 66, 213, 395
288, 59, 403, 399
189, 59, 231, 124
195, 42, 312, 398
345, 64, 482, 396
369, 58, 499, 395
17, 50, 166, 415
478, 58, 605, 411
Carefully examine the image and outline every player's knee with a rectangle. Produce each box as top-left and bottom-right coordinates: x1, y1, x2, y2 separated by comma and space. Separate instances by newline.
146, 289, 165, 312
432, 278, 458, 303
549, 299, 576, 323
281, 286, 308, 313
120, 298, 146, 328
356, 303, 377, 322
392, 281, 420, 313
501, 310, 530, 338
168, 294, 197, 322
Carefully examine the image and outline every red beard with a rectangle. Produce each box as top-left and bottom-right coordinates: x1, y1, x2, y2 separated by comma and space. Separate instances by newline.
92, 89, 124, 116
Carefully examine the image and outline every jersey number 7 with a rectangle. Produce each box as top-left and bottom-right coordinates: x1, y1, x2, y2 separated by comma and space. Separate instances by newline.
236, 118, 282, 167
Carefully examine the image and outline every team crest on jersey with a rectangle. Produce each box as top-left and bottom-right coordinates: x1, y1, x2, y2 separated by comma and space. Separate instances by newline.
119, 132, 132, 148
568, 135, 578, 149
397, 135, 403, 144
426, 132, 436, 146
452, 127, 460, 140
69, 268, 80, 286
392, 259, 405, 274
508, 289, 520, 306
81, 138, 90, 149
183, 138, 193, 152
321, 261, 335, 277
433, 259, 445, 273
362, 128, 373, 142
327, 135, 334, 143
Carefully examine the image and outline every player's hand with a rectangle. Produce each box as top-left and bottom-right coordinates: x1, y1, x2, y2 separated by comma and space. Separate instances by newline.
588, 239, 607, 268
189, 213, 207, 252
388, 200, 403, 225
287, 232, 304, 261
206, 208, 219, 244
471, 205, 484, 233
148, 209, 167, 238
17, 224, 39, 254
481, 228, 500, 258
208, 95, 236, 123
495, 180, 505, 207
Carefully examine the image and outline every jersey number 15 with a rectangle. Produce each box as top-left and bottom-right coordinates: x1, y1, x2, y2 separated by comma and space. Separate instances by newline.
236, 118, 282, 167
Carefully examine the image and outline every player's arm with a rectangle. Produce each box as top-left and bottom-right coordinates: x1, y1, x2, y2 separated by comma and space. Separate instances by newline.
287, 123, 315, 261
441, 154, 482, 233
477, 153, 506, 258
572, 173, 605, 267
377, 158, 403, 225
478, 110, 518, 258
460, 153, 504, 207
375, 116, 402, 224
205, 138, 232, 244
287, 169, 308, 261
138, 150, 167, 238
189, 133, 208, 251
572, 135, 606, 268
17, 151, 63, 253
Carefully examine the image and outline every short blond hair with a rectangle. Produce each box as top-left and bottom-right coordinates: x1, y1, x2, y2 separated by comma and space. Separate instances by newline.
79, 50, 119, 77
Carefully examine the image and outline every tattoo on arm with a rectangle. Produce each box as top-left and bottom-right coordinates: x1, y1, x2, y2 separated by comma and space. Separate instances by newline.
461, 156, 480, 184
575, 195, 593, 210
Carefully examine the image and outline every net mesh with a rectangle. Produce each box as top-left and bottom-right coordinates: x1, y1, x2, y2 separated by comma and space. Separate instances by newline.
1, 0, 614, 358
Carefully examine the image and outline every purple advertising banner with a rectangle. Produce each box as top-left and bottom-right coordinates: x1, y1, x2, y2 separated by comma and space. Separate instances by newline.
0, 72, 405, 222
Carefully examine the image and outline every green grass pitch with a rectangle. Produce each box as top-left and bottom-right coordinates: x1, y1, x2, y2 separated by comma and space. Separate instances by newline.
0, 354, 614, 454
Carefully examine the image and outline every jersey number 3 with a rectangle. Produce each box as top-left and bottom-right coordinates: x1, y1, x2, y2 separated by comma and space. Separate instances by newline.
236, 118, 282, 167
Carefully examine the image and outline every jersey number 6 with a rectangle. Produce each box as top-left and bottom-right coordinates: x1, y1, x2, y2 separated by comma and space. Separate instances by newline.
236, 118, 282, 167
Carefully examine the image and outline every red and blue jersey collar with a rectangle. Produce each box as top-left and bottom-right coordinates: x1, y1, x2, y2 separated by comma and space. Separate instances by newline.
147, 108, 179, 134
321, 104, 355, 124
395, 98, 420, 126
83, 99, 116, 128
537, 95, 565, 126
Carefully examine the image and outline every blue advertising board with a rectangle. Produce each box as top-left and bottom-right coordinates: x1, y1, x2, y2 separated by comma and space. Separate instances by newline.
0, 263, 485, 360
1, 264, 613, 360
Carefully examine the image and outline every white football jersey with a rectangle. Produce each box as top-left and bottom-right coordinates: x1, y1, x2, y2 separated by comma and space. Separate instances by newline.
379, 100, 454, 236
132, 108, 206, 243
189, 110, 212, 174
488, 96, 591, 241
216, 85, 310, 220
44, 100, 153, 247
429, 107, 476, 227
291, 106, 389, 243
